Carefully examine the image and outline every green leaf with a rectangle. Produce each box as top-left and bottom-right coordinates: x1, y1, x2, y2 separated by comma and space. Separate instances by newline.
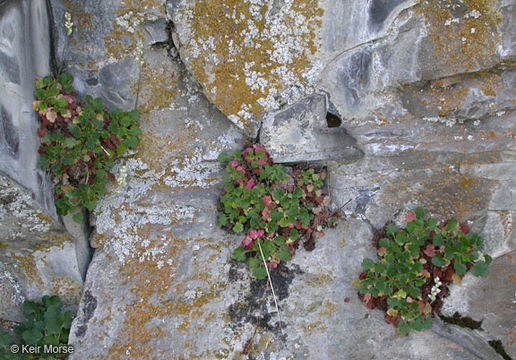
379, 238, 391, 249
252, 266, 267, 280
21, 328, 42, 345
386, 224, 398, 237
68, 123, 81, 138
398, 320, 410, 336
470, 261, 489, 277
289, 228, 299, 240
218, 153, 228, 163
233, 248, 246, 262
0, 329, 10, 348
72, 212, 84, 224
274, 236, 285, 246
361, 258, 375, 271
415, 207, 425, 220
218, 213, 228, 227
433, 234, 444, 247
446, 218, 458, 232
248, 257, 259, 269
454, 261, 467, 276
406, 221, 417, 234
278, 246, 292, 262
411, 318, 423, 331
432, 255, 446, 267
293, 187, 303, 199
38, 156, 50, 170
425, 218, 437, 231
232, 222, 244, 234
123, 136, 139, 149
273, 188, 284, 201
279, 217, 289, 227
117, 143, 127, 157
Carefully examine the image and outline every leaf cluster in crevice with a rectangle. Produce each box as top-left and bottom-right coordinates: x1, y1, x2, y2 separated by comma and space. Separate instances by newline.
354, 208, 492, 335
218, 144, 343, 279
33, 74, 141, 223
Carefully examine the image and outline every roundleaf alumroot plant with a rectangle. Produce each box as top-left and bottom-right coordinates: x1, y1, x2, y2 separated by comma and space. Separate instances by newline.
0, 296, 74, 359
354, 207, 492, 335
218, 144, 343, 279
33, 74, 141, 223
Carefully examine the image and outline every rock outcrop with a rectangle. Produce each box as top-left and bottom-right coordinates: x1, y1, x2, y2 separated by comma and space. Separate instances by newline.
1, 0, 514, 358
0, 0, 90, 321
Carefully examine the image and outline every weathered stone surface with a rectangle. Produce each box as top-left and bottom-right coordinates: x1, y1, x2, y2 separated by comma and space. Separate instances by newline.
43, 0, 516, 358
168, 0, 515, 135
260, 94, 363, 163
442, 251, 516, 359
0, 0, 56, 217
166, 0, 324, 137
0, 175, 84, 322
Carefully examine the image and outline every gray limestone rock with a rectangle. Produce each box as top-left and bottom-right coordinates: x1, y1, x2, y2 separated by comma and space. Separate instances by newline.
260, 94, 363, 163
442, 251, 516, 359
0, 0, 56, 218
32, 0, 516, 359
0, 175, 84, 322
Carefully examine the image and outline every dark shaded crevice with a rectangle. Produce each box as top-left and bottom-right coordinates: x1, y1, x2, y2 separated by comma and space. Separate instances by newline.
150, 20, 176, 51
228, 262, 302, 335
488, 340, 513, 360
326, 112, 342, 128
439, 312, 482, 330
439, 312, 513, 360
45, 0, 59, 75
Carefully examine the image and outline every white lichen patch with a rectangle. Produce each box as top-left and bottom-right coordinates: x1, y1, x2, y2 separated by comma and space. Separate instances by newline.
175, 0, 324, 134
92, 154, 210, 263
0, 175, 53, 237
0, 267, 25, 310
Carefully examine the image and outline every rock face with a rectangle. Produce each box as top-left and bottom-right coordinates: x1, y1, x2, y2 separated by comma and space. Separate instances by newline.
5, 0, 512, 359
0, 0, 90, 322
167, 0, 515, 136
260, 93, 363, 163
0, 175, 85, 322
0, 0, 56, 216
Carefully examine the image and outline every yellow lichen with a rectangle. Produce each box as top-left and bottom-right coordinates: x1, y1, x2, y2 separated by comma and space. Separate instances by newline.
51, 277, 82, 304
421, 0, 502, 73
107, 234, 228, 359
11, 253, 43, 288
180, 0, 323, 132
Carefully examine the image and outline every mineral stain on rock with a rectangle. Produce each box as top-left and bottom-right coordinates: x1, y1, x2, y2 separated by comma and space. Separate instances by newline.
338, 48, 372, 107
368, 0, 407, 32
0, 105, 19, 158
75, 290, 97, 338
228, 263, 301, 334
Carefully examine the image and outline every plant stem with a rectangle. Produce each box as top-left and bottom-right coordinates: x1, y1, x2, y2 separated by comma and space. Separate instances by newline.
256, 239, 282, 332
134, 66, 142, 110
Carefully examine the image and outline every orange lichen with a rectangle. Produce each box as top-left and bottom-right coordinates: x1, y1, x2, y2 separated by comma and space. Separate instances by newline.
11, 253, 43, 288
421, 0, 502, 73
51, 277, 82, 304
105, 231, 231, 359
180, 0, 323, 131
381, 155, 496, 220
